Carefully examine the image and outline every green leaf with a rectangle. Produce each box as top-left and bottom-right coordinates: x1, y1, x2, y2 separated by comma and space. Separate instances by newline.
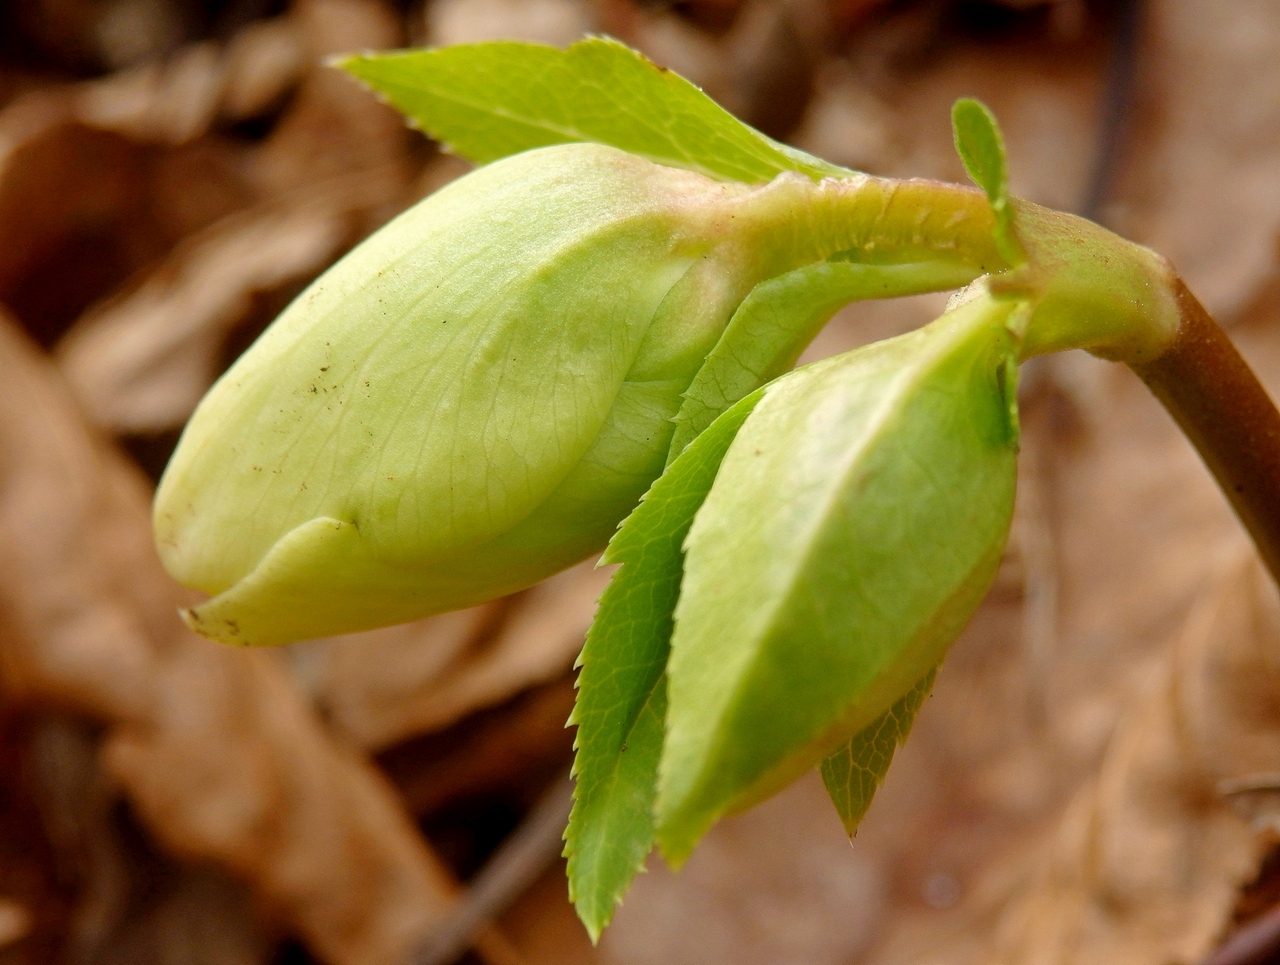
341, 37, 851, 183
656, 293, 1022, 863
668, 258, 983, 463
566, 388, 765, 942
951, 98, 1023, 266
820, 668, 936, 836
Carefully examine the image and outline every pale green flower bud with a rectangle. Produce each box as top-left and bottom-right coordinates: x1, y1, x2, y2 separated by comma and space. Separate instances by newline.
155, 143, 905, 646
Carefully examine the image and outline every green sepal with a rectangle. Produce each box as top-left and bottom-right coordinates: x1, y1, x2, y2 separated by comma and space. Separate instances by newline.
667, 258, 983, 463
952, 98, 1024, 266
566, 388, 766, 942
657, 294, 1021, 864
341, 37, 852, 184
820, 668, 936, 836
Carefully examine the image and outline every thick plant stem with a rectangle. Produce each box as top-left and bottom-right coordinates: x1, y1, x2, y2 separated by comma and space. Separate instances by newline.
1132, 280, 1280, 586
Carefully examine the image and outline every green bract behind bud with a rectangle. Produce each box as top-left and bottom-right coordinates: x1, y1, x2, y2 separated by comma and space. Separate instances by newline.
155, 143, 884, 646
656, 293, 1022, 861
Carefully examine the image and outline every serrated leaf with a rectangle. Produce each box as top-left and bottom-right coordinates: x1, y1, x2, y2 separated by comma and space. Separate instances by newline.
341, 37, 851, 184
656, 293, 1022, 863
668, 259, 983, 463
820, 668, 936, 836
565, 388, 765, 941
952, 98, 1024, 266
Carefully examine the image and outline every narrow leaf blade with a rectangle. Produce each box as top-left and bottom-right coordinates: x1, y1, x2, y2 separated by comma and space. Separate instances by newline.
668, 259, 982, 462
566, 388, 765, 941
341, 38, 851, 183
820, 668, 936, 836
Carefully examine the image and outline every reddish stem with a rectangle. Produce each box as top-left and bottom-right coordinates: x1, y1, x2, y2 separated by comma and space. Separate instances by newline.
1131, 280, 1280, 587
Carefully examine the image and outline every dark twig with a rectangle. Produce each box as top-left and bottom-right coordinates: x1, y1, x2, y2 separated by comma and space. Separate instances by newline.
1202, 903, 1280, 965
411, 772, 574, 965
1079, 0, 1144, 223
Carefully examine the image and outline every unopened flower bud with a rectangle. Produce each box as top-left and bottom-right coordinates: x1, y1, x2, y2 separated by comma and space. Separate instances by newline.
156, 143, 909, 645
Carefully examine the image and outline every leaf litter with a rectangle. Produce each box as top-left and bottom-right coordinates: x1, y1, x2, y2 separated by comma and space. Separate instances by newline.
0, 307, 472, 965
2, 0, 1280, 963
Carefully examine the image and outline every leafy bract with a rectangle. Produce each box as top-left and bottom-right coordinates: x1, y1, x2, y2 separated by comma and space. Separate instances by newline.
341, 37, 851, 184
952, 98, 1023, 266
820, 669, 936, 836
656, 294, 1022, 862
566, 388, 765, 941
668, 258, 982, 463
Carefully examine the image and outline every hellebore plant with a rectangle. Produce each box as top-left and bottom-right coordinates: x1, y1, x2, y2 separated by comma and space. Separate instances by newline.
152, 39, 1280, 939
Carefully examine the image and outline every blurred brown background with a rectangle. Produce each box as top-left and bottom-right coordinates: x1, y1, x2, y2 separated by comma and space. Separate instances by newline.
2, 1, 1280, 963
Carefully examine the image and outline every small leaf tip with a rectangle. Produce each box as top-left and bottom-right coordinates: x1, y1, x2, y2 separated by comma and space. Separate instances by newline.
950, 98, 1006, 200
950, 98, 1024, 266
330, 50, 382, 72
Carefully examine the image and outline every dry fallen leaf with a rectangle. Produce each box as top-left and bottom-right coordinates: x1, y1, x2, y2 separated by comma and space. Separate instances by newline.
26, 715, 273, 965
427, 0, 594, 49
384, 677, 578, 819
56, 199, 353, 433
76, 41, 226, 146
249, 0, 410, 200
1112, 0, 1280, 320
221, 16, 308, 122
0, 91, 148, 309
315, 560, 610, 752
14, 0, 423, 435
978, 550, 1280, 965
0, 308, 478, 965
